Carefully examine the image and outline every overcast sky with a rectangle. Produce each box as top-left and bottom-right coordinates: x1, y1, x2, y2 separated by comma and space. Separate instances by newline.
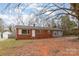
0, 3, 70, 26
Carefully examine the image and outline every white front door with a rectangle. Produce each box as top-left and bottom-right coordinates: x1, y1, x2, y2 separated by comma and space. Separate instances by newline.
32, 30, 35, 37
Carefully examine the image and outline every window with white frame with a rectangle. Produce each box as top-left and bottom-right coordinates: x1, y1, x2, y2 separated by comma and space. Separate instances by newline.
18, 29, 29, 35
22, 29, 29, 35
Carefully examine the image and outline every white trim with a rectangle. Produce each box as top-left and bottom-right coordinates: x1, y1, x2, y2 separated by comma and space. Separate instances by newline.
18, 29, 22, 35
22, 30, 29, 35
18, 29, 29, 35
32, 30, 35, 37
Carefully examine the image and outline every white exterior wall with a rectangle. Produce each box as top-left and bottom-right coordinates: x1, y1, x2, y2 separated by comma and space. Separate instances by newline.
3, 32, 11, 39
18, 29, 22, 35
32, 30, 35, 37
53, 31, 63, 37
0, 32, 1, 39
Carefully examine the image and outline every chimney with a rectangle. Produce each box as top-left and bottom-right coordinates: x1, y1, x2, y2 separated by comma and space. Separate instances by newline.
33, 24, 35, 27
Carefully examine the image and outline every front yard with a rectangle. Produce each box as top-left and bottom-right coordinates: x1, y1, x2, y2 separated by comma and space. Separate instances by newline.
0, 36, 79, 56
0, 39, 34, 55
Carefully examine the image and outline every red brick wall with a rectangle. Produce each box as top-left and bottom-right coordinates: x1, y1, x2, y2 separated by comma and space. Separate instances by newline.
16, 28, 53, 40
35, 30, 53, 39
16, 28, 33, 40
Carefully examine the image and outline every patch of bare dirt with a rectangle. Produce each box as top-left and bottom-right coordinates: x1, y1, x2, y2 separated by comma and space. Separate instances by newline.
1, 37, 79, 56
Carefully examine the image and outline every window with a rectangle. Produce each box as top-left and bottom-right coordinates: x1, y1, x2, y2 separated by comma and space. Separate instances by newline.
22, 29, 29, 35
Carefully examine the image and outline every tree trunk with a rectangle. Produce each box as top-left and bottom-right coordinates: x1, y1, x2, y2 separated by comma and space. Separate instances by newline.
77, 18, 79, 39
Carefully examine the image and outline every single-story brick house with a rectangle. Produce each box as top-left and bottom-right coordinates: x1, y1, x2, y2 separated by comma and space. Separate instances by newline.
15, 25, 63, 40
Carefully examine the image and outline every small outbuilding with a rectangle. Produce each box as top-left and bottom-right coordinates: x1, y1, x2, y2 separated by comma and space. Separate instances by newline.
15, 25, 63, 40
0, 32, 1, 39
2, 31, 12, 39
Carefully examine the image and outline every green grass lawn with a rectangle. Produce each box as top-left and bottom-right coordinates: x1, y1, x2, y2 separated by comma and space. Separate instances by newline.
0, 39, 33, 55
0, 39, 34, 49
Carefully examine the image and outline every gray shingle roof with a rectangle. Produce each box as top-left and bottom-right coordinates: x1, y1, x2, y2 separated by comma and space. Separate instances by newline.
15, 25, 62, 31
